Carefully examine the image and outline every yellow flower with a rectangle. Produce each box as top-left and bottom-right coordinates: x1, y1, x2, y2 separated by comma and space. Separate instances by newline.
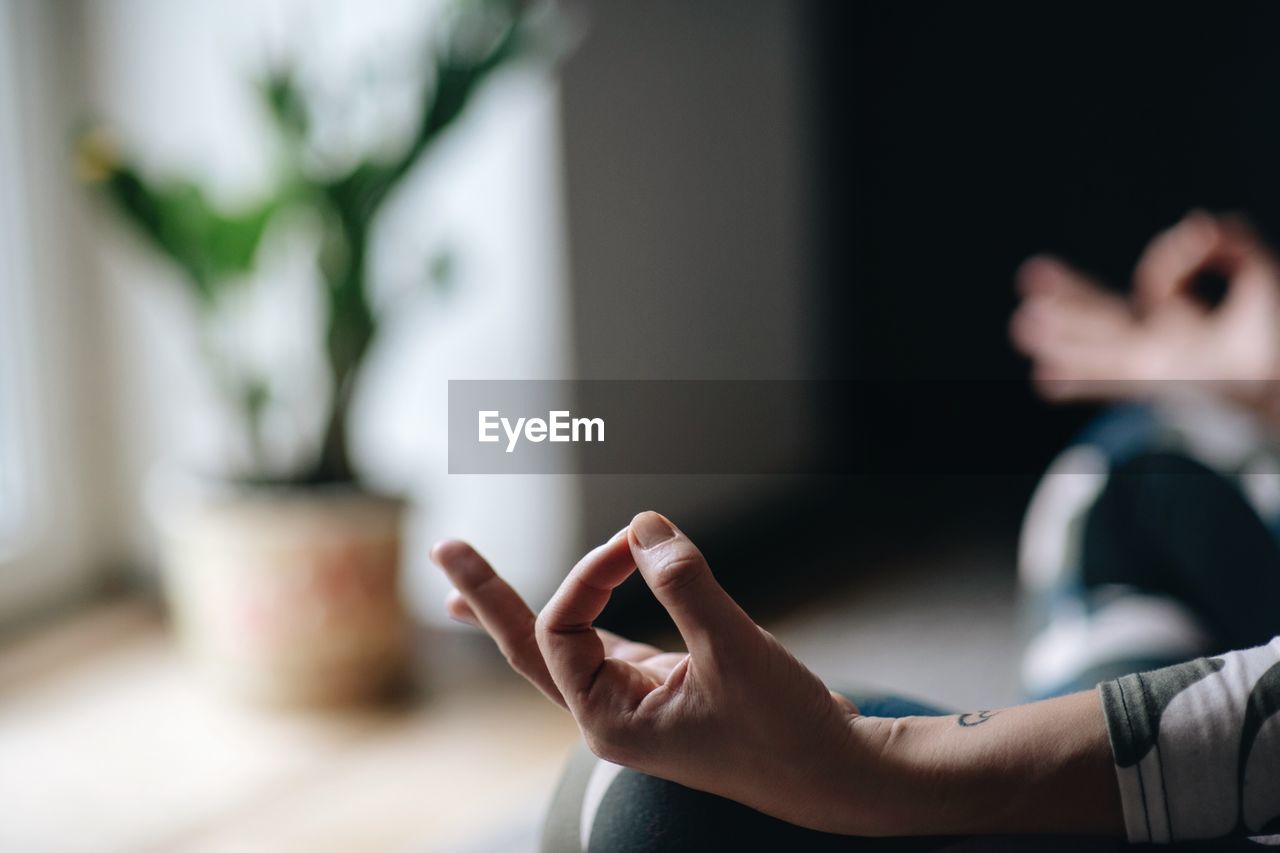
74, 128, 120, 183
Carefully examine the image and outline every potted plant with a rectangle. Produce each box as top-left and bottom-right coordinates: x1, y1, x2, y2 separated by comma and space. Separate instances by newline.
77, 0, 547, 705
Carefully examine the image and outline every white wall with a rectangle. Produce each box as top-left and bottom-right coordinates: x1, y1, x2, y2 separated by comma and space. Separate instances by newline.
557, 0, 817, 537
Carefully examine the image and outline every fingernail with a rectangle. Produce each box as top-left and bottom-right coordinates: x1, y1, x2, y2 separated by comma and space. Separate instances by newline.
444, 589, 477, 627
631, 512, 675, 549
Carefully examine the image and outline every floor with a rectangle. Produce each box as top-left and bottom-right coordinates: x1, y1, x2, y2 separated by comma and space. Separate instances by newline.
772, 539, 1023, 712
0, 602, 578, 853
0, 542, 1022, 852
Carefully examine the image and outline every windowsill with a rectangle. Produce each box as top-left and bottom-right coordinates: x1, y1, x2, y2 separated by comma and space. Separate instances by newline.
0, 598, 578, 851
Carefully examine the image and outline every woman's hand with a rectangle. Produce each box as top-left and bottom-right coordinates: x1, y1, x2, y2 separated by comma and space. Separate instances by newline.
432, 512, 874, 834
433, 512, 1124, 838
1010, 211, 1280, 409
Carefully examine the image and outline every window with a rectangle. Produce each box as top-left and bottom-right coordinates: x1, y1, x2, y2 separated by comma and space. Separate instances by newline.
0, 0, 39, 561
0, 0, 107, 625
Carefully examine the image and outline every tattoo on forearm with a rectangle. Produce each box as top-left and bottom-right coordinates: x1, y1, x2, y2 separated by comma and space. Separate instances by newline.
956, 710, 999, 727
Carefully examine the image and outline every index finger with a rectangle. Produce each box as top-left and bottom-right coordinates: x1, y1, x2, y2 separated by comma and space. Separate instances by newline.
535, 533, 654, 711
1133, 211, 1220, 306
1133, 211, 1268, 307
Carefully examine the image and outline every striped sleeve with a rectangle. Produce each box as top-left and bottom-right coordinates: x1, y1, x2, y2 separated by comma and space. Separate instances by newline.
1099, 637, 1280, 844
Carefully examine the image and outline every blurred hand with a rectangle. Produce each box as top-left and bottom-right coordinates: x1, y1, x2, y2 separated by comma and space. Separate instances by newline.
1010, 211, 1280, 407
431, 512, 876, 834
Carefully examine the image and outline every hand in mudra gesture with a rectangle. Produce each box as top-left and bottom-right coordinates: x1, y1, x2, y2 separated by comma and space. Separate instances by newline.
1010, 211, 1280, 408
434, 511, 1123, 838
432, 511, 869, 834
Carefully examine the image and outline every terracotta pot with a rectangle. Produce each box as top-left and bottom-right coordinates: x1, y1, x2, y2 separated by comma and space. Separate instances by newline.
156, 485, 408, 706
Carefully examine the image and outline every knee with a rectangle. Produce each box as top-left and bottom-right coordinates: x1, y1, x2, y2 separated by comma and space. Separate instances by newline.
1095, 450, 1238, 534
540, 744, 853, 853
1018, 443, 1111, 593
1018, 443, 1224, 593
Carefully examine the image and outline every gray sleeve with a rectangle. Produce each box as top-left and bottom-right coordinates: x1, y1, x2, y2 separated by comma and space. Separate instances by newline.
1099, 637, 1280, 843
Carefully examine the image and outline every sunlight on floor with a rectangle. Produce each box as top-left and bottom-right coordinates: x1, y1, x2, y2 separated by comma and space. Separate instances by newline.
0, 601, 577, 852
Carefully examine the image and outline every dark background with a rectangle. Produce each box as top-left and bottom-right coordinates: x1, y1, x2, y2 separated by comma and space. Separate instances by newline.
816, 1, 1280, 464
573, 1, 1280, 631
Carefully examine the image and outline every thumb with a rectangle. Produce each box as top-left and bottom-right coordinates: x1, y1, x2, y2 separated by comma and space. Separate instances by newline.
627, 511, 758, 655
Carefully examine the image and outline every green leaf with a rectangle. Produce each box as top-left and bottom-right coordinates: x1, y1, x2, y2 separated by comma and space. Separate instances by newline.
259, 69, 309, 142
94, 163, 285, 304
320, 0, 534, 220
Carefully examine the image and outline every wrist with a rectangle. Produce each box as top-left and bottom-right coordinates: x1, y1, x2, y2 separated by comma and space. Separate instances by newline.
875, 711, 1031, 836
833, 691, 1124, 838
827, 712, 1014, 836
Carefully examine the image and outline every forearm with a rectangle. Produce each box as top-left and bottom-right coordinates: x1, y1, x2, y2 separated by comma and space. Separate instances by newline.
849, 690, 1124, 837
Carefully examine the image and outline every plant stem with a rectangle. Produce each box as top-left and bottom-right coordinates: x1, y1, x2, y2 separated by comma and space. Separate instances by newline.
313, 210, 376, 484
